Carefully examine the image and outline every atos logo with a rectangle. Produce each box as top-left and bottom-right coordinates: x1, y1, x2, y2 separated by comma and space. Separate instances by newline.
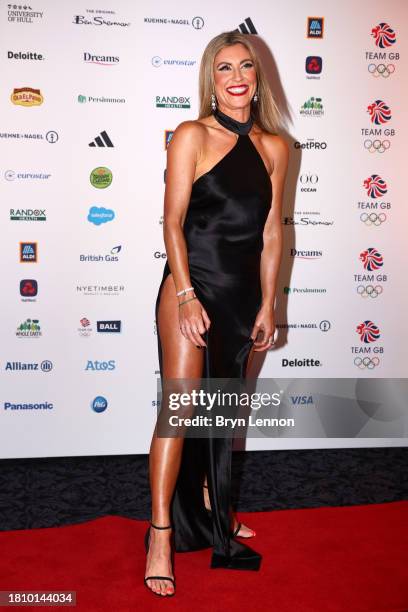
371, 23, 396, 48
305, 56, 322, 75
85, 360, 116, 371
363, 174, 387, 198
367, 100, 391, 124
91, 396, 108, 413
359, 248, 383, 271
356, 321, 380, 343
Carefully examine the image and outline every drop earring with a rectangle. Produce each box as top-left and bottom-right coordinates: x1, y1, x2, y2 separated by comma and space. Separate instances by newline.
253, 90, 259, 103
211, 93, 217, 111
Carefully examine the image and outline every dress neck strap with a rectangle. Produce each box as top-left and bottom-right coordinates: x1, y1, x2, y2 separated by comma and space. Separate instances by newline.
212, 107, 253, 136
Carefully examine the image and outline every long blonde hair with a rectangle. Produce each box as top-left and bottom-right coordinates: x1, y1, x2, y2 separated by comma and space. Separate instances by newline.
198, 31, 281, 134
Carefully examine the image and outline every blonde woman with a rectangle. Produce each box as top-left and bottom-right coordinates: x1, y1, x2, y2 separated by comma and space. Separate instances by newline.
145, 30, 289, 597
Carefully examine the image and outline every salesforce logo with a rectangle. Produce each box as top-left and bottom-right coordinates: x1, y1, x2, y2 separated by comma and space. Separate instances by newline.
91, 396, 108, 413
88, 206, 115, 225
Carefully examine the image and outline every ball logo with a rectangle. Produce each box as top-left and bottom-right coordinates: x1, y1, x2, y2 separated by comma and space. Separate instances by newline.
367, 100, 391, 125
363, 174, 387, 198
356, 321, 380, 343
91, 396, 108, 413
90, 167, 113, 188
359, 248, 383, 271
371, 23, 396, 48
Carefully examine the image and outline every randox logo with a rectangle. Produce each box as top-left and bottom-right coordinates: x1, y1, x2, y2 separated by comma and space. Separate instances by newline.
10, 208, 46, 221
11, 87, 44, 106
90, 167, 113, 188
156, 96, 190, 109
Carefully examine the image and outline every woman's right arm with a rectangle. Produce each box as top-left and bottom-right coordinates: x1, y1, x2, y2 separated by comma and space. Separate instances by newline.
163, 121, 211, 347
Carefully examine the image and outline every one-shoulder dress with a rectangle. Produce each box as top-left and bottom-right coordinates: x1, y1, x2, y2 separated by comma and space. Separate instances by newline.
155, 124, 272, 571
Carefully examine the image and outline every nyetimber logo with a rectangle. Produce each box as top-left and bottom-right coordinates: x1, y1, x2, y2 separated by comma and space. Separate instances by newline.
235, 17, 257, 35
371, 23, 396, 48
89, 130, 114, 147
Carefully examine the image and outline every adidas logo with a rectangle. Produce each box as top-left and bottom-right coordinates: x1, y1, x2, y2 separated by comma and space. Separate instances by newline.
89, 130, 114, 147
235, 17, 257, 35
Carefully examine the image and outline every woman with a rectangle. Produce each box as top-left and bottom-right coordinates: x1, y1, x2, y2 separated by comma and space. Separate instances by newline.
145, 31, 288, 597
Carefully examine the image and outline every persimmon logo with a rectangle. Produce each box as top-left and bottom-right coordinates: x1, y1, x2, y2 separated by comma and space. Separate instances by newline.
11, 87, 43, 106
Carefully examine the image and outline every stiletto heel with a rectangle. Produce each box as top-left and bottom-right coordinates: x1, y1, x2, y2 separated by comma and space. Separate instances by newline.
144, 522, 176, 596
203, 484, 256, 539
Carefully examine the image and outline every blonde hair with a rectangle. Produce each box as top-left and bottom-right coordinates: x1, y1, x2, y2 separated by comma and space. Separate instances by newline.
198, 31, 281, 134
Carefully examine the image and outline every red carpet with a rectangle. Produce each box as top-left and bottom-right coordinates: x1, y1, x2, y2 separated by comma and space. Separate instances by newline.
0, 502, 407, 612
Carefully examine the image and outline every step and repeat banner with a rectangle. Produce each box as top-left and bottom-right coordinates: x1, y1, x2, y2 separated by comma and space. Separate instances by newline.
1, 0, 407, 457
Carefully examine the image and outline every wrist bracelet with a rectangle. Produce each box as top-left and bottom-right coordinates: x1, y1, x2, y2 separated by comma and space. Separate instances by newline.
176, 286, 194, 297
178, 296, 197, 307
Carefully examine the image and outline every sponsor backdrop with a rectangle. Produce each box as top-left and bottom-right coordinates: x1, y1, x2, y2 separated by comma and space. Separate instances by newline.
1, 0, 407, 457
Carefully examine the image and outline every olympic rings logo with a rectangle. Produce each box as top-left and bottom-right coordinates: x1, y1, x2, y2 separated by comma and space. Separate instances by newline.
354, 356, 380, 369
360, 212, 386, 226
357, 285, 383, 298
368, 63, 395, 78
364, 139, 391, 153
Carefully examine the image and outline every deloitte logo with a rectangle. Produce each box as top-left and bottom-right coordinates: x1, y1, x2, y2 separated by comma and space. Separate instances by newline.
91, 396, 108, 413
90, 167, 112, 188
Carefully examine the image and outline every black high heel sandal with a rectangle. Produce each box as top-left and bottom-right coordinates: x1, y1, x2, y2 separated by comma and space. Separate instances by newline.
144, 522, 175, 597
203, 484, 254, 539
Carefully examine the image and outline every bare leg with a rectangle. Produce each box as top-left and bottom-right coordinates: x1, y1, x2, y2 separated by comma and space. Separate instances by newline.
145, 273, 204, 596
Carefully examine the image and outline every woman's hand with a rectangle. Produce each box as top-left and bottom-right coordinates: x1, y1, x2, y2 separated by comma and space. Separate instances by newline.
179, 296, 211, 347
250, 304, 276, 352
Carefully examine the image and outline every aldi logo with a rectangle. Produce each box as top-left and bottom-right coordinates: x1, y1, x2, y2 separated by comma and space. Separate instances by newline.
19, 242, 38, 262
307, 17, 324, 39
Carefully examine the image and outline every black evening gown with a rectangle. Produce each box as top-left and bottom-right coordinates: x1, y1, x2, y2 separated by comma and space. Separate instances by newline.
155, 116, 272, 571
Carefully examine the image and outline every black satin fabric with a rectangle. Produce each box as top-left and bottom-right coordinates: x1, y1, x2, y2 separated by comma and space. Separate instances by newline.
212, 107, 254, 135
155, 132, 272, 569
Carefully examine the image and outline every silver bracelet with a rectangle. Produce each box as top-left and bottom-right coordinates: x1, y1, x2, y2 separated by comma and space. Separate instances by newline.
176, 286, 194, 297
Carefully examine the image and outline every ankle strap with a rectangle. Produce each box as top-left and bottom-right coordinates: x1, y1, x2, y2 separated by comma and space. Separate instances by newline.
150, 522, 172, 530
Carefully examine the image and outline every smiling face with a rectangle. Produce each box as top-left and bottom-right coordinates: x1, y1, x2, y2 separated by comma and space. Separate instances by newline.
213, 43, 257, 116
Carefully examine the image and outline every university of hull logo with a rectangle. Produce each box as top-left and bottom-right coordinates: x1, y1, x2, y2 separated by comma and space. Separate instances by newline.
20, 242, 37, 262
89, 130, 114, 147
90, 167, 113, 188
235, 17, 257, 35
356, 321, 380, 343
359, 248, 383, 271
367, 100, 391, 124
307, 17, 324, 39
11, 87, 43, 106
371, 23, 396, 48
363, 174, 387, 198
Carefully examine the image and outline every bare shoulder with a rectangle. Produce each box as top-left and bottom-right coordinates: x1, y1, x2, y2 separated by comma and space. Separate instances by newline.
169, 120, 206, 149
260, 132, 289, 164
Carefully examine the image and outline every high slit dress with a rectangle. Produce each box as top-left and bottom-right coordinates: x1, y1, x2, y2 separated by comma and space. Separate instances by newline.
155, 116, 272, 571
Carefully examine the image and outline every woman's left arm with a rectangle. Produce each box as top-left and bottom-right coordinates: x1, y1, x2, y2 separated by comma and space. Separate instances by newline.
250, 135, 289, 351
